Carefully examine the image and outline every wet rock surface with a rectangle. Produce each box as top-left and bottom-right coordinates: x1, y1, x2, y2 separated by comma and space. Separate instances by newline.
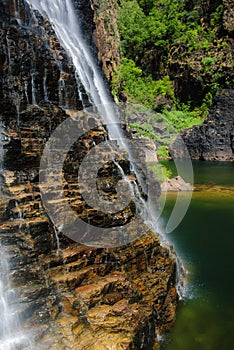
0, 107, 178, 348
0, 1, 178, 349
171, 89, 234, 161
0, 0, 81, 118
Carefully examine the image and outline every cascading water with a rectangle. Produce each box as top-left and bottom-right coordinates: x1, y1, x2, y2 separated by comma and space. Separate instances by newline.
28, 0, 188, 290
0, 248, 28, 350
27, 0, 124, 142
31, 71, 37, 105
28, 0, 156, 222
27, 0, 187, 274
43, 68, 49, 101
0, 123, 30, 349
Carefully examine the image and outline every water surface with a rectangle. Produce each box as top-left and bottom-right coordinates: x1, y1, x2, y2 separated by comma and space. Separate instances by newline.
160, 161, 234, 350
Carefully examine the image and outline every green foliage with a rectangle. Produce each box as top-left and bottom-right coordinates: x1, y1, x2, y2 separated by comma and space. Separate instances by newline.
201, 57, 215, 66
112, 58, 174, 108
200, 92, 214, 115
210, 4, 224, 32
115, 0, 229, 152
154, 76, 175, 99
161, 109, 204, 132
129, 105, 204, 161
201, 57, 216, 72
117, 0, 228, 110
118, 0, 150, 56
149, 162, 173, 183
157, 145, 170, 159
118, 0, 218, 57
130, 122, 157, 140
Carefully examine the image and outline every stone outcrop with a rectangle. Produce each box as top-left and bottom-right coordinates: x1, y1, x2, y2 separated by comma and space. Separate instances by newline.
90, 0, 121, 81
161, 176, 193, 192
0, 1, 179, 349
171, 89, 234, 161
73, 0, 121, 82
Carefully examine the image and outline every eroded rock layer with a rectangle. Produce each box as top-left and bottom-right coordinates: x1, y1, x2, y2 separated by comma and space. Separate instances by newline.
0, 106, 178, 349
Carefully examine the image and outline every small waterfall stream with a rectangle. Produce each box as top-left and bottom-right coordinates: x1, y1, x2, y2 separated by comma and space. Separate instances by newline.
0, 248, 27, 350
0, 123, 30, 349
26, 1, 187, 260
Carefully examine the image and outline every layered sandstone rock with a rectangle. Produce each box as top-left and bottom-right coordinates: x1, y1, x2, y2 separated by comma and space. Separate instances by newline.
0, 105, 178, 349
0, 0, 81, 118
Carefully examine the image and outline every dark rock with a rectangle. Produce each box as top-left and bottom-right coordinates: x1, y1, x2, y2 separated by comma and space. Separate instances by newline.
171, 89, 234, 161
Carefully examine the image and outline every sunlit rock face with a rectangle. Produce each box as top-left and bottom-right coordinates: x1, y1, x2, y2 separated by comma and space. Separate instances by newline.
0, 1, 178, 349
171, 89, 234, 161
73, 0, 121, 81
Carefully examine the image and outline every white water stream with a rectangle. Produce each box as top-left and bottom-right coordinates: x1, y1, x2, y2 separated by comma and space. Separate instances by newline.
0, 124, 31, 349
28, 0, 157, 219
28, 0, 124, 142
0, 248, 29, 350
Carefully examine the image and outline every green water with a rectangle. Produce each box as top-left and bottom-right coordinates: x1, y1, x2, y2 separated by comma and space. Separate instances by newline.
160, 162, 234, 350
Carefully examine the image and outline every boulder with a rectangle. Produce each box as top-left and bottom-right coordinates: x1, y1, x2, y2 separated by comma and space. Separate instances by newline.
161, 176, 193, 192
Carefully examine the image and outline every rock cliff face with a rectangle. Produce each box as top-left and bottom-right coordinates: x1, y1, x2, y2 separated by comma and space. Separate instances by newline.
171, 89, 234, 161
90, 0, 121, 81
0, 1, 178, 349
73, 0, 121, 82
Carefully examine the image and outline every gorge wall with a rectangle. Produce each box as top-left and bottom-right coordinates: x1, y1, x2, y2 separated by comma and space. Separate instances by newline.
0, 1, 178, 349
171, 89, 234, 161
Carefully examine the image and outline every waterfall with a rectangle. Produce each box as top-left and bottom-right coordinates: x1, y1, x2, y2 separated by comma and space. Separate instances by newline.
12, 0, 21, 23
0, 124, 30, 349
28, 0, 156, 216
43, 68, 49, 101
24, 81, 29, 105
26, 1, 191, 245
31, 71, 37, 105
0, 248, 28, 350
28, 0, 124, 142
27, 0, 192, 245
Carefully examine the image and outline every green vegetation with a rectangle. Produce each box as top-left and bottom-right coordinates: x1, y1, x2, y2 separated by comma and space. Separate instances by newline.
112, 0, 232, 159
149, 162, 173, 183
130, 107, 203, 160
112, 58, 175, 109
